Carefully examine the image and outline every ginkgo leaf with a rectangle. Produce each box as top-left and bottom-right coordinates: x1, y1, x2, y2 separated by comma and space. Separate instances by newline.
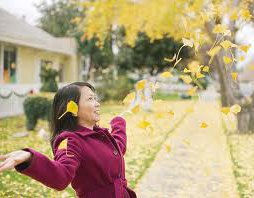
207, 46, 221, 57
220, 40, 233, 50
202, 66, 209, 72
231, 72, 238, 81
241, 9, 252, 21
188, 61, 201, 74
248, 65, 254, 70
184, 139, 190, 146
184, 68, 191, 73
136, 80, 147, 91
182, 38, 193, 47
131, 104, 140, 113
156, 112, 166, 119
223, 56, 233, 64
167, 110, 174, 116
200, 122, 208, 128
174, 58, 182, 67
186, 107, 194, 113
164, 54, 176, 62
137, 120, 150, 129
160, 71, 173, 78
165, 144, 172, 152
196, 72, 205, 78
238, 56, 245, 62
180, 75, 192, 84
230, 10, 238, 20
213, 24, 228, 34
239, 45, 251, 53
123, 92, 136, 104
230, 104, 241, 114
222, 107, 230, 115
58, 101, 78, 119
58, 138, 68, 150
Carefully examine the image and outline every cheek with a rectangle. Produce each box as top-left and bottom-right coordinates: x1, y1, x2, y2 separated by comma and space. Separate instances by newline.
78, 102, 94, 117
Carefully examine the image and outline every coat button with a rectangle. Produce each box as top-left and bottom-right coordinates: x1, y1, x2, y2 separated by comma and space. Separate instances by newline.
113, 150, 118, 155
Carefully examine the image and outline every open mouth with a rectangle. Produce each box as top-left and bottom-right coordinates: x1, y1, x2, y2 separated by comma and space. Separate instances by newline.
94, 110, 100, 115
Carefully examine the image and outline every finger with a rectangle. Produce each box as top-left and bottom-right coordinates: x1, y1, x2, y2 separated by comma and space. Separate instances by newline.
0, 155, 8, 161
0, 159, 14, 172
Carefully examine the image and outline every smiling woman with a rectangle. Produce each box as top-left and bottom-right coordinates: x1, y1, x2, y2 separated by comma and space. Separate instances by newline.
0, 82, 137, 198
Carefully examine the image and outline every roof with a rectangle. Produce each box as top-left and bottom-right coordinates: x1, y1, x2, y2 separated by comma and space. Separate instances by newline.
0, 7, 76, 56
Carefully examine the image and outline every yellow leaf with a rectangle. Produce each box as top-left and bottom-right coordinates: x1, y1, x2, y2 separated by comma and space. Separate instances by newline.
207, 46, 221, 57
184, 139, 190, 146
123, 92, 136, 104
180, 75, 192, 84
241, 9, 252, 21
131, 104, 140, 113
230, 104, 241, 114
136, 80, 147, 91
137, 120, 150, 129
223, 56, 233, 64
58, 138, 68, 150
160, 72, 173, 78
58, 101, 78, 119
222, 107, 230, 115
238, 56, 245, 62
230, 10, 238, 20
164, 54, 176, 62
186, 107, 194, 113
220, 40, 233, 50
202, 66, 209, 72
182, 38, 193, 47
156, 112, 165, 119
167, 110, 174, 116
213, 24, 228, 34
239, 45, 251, 53
188, 61, 201, 74
165, 144, 172, 152
248, 65, 254, 70
196, 72, 205, 78
184, 68, 191, 73
200, 122, 208, 128
231, 72, 238, 81
187, 86, 198, 96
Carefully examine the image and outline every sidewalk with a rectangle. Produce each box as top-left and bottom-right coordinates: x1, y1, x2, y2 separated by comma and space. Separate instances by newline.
134, 101, 239, 198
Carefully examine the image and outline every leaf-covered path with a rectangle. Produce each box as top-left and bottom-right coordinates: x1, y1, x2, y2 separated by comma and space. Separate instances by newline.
134, 101, 239, 198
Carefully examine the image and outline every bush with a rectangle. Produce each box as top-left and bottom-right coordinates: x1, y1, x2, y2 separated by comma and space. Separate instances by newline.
39, 65, 59, 92
23, 93, 54, 130
96, 74, 135, 102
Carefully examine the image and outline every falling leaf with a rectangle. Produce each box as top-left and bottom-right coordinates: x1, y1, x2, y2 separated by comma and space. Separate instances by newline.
58, 101, 78, 119
137, 120, 150, 129
200, 122, 208, 128
165, 144, 172, 152
223, 56, 233, 64
188, 61, 201, 74
160, 72, 173, 78
187, 86, 198, 96
164, 54, 176, 62
222, 107, 231, 115
156, 112, 166, 119
202, 66, 209, 72
186, 107, 194, 113
182, 38, 194, 47
167, 110, 174, 116
180, 75, 192, 84
213, 24, 228, 34
123, 92, 136, 104
131, 104, 140, 113
58, 138, 68, 150
241, 9, 252, 21
231, 72, 238, 81
136, 80, 147, 91
239, 45, 251, 53
230, 104, 241, 114
184, 139, 190, 146
230, 10, 238, 20
238, 56, 245, 62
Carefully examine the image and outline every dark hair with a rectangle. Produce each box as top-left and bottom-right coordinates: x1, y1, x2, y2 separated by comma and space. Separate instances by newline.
49, 82, 95, 150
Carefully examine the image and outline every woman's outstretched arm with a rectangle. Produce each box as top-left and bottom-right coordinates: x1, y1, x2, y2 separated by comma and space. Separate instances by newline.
0, 132, 83, 191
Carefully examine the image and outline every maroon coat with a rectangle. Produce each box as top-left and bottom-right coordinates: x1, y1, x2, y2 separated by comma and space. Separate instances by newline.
14, 116, 137, 198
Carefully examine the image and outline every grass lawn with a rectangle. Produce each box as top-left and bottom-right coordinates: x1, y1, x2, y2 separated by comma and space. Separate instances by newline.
0, 100, 193, 197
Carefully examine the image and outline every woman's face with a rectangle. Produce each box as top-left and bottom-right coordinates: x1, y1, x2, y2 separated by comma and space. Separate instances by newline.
77, 86, 100, 126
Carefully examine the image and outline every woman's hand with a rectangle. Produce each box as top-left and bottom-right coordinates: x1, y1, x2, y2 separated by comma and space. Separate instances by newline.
0, 150, 32, 172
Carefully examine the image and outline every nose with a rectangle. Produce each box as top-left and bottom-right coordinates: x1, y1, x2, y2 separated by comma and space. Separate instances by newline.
95, 100, 100, 108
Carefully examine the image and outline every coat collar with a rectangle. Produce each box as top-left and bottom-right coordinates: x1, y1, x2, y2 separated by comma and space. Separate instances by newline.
75, 124, 109, 138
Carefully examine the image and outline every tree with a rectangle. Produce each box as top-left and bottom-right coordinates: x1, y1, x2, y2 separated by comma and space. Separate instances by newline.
77, 0, 254, 133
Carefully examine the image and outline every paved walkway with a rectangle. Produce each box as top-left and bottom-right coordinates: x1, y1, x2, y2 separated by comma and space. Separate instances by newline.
134, 101, 239, 198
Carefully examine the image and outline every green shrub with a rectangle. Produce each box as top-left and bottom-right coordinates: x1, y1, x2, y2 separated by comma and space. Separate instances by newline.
23, 93, 54, 130
96, 74, 135, 102
39, 65, 59, 92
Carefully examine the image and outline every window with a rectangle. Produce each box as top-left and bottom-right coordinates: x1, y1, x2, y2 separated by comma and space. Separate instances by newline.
3, 46, 17, 83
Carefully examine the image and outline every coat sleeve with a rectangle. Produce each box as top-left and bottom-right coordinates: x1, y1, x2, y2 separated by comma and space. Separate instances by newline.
110, 116, 127, 155
14, 132, 83, 191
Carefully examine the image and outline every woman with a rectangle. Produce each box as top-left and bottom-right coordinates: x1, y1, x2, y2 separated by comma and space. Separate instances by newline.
0, 82, 137, 198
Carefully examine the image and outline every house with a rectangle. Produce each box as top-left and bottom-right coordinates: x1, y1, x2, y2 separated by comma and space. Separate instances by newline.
0, 7, 84, 118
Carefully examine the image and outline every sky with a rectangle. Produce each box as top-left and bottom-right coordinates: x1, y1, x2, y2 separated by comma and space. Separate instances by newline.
0, 0, 51, 26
